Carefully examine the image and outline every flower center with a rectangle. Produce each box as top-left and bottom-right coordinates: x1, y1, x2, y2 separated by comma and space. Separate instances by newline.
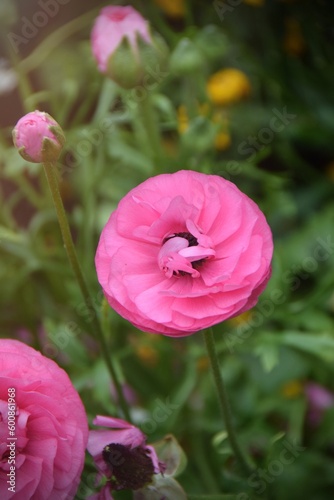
158, 224, 215, 278
103, 443, 155, 491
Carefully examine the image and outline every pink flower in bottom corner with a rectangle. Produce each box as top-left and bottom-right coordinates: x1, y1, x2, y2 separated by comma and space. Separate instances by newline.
0, 339, 88, 499
87, 416, 165, 497
95, 170, 273, 336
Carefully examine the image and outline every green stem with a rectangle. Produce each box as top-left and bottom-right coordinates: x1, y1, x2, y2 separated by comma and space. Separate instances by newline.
203, 328, 254, 477
42, 161, 131, 422
136, 92, 163, 165
6, 44, 34, 113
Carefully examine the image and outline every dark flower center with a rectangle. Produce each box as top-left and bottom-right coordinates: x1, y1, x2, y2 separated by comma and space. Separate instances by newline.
158, 227, 215, 278
102, 443, 155, 491
163, 232, 205, 274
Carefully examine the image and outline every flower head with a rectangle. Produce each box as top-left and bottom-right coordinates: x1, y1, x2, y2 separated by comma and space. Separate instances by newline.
91, 5, 168, 89
87, 416, 164, 496
0, 339, 88, 498
91, 6, 151, 73
12, 110, 65, 163
95, 170, 273, 336
207, 68, 251, 106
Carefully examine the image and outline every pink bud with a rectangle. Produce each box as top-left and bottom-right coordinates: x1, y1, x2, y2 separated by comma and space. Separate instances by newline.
12, 110, 65, 163
91, 5, 151, 74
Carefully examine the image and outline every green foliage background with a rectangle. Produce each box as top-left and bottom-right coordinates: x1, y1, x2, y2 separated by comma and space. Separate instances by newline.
0, 0, 334, 499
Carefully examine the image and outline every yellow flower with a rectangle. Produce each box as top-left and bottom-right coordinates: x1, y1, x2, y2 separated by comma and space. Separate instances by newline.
212, 110, 232, 151
196, 356, 209, 373
177, 105, 189, 134
243, 0, 265, 6
154, 0, 185, 18
283, 18, 305, 56
281, 380, 304, 399
177, 104, 231, 151
228, 311, 253, 327
207, 68, 251, 106
135, 345, 159, 367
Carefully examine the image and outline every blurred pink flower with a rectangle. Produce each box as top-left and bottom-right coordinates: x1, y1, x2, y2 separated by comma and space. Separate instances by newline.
305, 382, 334, 427
95, 170, 273, 336
87, 415, 164, 496
0, 339, 88, 499
91, 5, 151, 73
12, 110, 65, 163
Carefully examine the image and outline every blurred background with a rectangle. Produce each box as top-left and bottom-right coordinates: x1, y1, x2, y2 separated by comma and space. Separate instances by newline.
1, 1, 334, 499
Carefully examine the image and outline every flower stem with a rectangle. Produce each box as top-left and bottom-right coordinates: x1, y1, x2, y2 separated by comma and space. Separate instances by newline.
136, 92, 163, 164
203, 328, 254, 477
42, 161, 132, 422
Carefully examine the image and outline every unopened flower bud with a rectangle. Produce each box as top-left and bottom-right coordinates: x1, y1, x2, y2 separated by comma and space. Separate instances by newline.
12, 110, 65, 163
91, 5, 168, 89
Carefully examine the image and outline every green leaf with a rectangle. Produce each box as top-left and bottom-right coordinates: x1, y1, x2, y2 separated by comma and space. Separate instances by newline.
134, 475, 187, 500
281, 331, 334, 362
254, 343, 280, 372
151, 434, 187, 478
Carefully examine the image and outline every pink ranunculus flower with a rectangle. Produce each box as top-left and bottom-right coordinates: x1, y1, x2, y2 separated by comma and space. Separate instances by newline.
87, 416, 164, 497
0, 339, 88, 499
91, 5, 151, 73
12, 110, 65, 163
95, 170, 273, 336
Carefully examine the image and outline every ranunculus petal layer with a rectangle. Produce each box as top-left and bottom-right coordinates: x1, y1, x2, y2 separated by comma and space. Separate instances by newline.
95, 170, 273, 336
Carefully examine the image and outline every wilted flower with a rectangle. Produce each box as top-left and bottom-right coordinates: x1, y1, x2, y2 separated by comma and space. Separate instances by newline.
95, 170, 273, 336
207, 68, 251, 106
12, 110, 65, 163
0, 339, 88, 499
87, 416, 165, 497
91, 5, 168, 89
